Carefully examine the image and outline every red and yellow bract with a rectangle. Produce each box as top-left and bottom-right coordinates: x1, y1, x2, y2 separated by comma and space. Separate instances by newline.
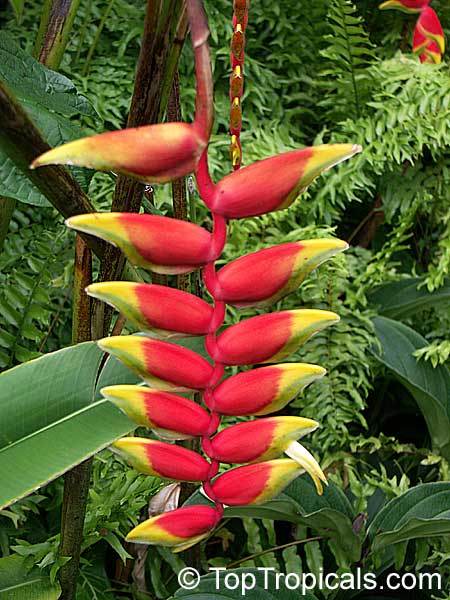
31, 0, 360, 551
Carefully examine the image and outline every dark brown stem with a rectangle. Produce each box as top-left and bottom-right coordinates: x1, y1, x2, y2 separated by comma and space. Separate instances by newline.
36, 0, 82, 69
0, 197, 16, 252
58, 235, 92, 599
168, 71, 190, 292
0, 81, 104, 258
94, 0, 188, 337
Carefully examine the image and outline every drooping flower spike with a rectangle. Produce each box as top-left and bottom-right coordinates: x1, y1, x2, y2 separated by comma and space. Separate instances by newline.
380, 0, 445, 64
31, 0, 361, 551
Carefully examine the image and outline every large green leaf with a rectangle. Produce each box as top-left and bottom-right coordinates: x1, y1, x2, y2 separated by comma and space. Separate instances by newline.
372, 316, 450, 459
367, 483, 450, 551
173, 567, 319, 599
0, 342, 135, 509
0, 555, 60, 599
369, 277, 450, 319
226, 478, 361, 563
0, 33, 96, 206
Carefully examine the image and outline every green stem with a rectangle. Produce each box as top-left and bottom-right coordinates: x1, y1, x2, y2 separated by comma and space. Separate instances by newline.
82, 0, 115, 77
94, 0, 188, 337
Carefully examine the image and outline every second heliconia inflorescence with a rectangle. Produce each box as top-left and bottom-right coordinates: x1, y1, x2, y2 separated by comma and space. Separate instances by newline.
31, 0, 362, 552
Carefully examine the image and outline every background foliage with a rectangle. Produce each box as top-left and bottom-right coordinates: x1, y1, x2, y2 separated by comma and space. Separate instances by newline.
1, 0, 450, 597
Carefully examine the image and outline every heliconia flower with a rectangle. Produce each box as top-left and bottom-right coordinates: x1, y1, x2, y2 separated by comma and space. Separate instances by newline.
101, 385, 212, 440
66, 213, 218, 275
378, 0, 430, 13
414, 7, 445, 54
86, 282, 214, 338
112, 437, 210, 481
209, 363, 326, 416
201, 144, 362, 219
98, 336, 214, 391
31, 123, 207, 184
126, 505, 220, 551
208, 309, 339, 366
210, 459, 304, 505
284, 440, 327, 494
209, 416, 319, 464
208, 239, 348, 309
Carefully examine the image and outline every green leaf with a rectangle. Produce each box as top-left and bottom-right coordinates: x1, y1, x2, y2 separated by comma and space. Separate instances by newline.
0, 554, 60, 599
367, 483, 450, 551
173, 567, 319, 599
369, 277, 450, 319
372, 316, 450, 459
0, 342, 135, 509
8, 0, 24, 23
0, 33, 96, 206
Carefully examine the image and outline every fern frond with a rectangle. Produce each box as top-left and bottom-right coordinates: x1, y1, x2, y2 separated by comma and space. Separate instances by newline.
319, 0, 375, 121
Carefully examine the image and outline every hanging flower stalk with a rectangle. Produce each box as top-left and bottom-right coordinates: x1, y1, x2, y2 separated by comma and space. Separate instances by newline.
32, 0, 361, 552
379, 0, 445, 63
229, 0, 249, 170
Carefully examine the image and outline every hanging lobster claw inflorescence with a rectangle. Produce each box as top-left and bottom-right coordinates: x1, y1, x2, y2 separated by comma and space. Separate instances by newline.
379, 0, 445, 63
32, 0, 362, 551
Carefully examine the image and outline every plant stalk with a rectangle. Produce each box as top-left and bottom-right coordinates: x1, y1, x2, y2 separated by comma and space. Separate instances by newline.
58, 235, 93, 599
0, 197, 16, 252
36, 0, 82, 69
94, 0, 188, 337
